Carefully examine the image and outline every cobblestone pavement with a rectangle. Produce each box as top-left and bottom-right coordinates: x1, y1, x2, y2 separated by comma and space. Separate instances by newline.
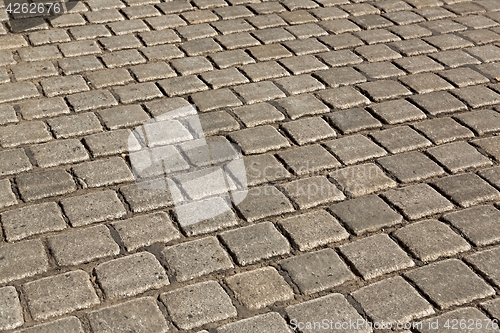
1, 0, 500, 332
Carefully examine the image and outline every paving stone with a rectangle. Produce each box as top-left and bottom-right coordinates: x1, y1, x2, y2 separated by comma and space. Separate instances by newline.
226, 267, 293, 309
181, 38, 221, 56
0, 239, 48, 285
318, 87, 371, 109
378, 151, 445, 183
162, 236, 233, 282
0, 286, 23, 330
229, 125, 290, 154
319, 34, 364, 50
130, 62, 177, 82
85, 9, 125, 24
278, 210, 348, 251
399, 73, 454, 95
40, 75, 89, 97
17, 46, 62, 62
170, 56, 213, 75
357, 29, 401, 45
11, 61, 58, 81
275, 94, 330, 119
232, 103, 284, 127
284, 176, 345, 209
369, 99, 426, 124
281, 117, 335, 145
355, 44, 402, 62
191, 88, 242, 112
444, 205, 500, 246
466, 45, 500, 63
61, 190, 126, 227
358, 80, 412, 102
47, 225, 120, 266
23, 270, 100, 320
239, 61, 290, 81
405, 259, 495, 309
419, 308, 492, 333
330, 163, 396, 197
352, 276, 435, 325
0, 104, 18, 125
72, 157, 134, 188
425, 34, 473, 50
356, 61, 405, 79
431, 50, 481, 68
394, 55, 444, 74
29, 139, 89, 168
0, 178, 16, 210
234, 185, 294, 222
0, 149, 32, 177
17, 169, 76, 201
394, 219, 471, 262
217, 312, 291, 333
88, 297, 168, 333
86, 68, 134, 88
278, 55, 328, 75
382, 183, 454, 220
114, 82, 163, 104
413, 118, 474, 144
158, 75, 209, 96
370, 126, 432, 154
98, 105, 149, 130
286, 293, 371, 333
200, 68, 249, 89
252, 27, 295, 44
283, 38, 329, 56
452, 87, 500, 109
209, 49, 255, 68
316, 50, 363, 67
71, 25, 112, 40
325, 135, 387, 165
220, 222, 290, 265
433, 173, 500, 208
14, 97, 70, 120
314, 67, 367, 88
199, 111, 240, 135
273, 74, 325, 95
410, 91, 467, 116
455, 109, 500, 135
0, 121, 52, 148
465, 247, 500, 290
160, 281, 237, 330
480, 166, 500, 189
277, 144, 341, 176
325, 108, 382, 134
438, 68, 489, 88
426, 141, 492, 173
83, 129, 139, 158
233, 153, 290, 186
385, 10, 426, 25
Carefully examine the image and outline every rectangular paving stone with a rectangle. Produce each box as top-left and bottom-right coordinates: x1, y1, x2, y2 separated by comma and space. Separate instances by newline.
370, 126, 432, 154
119, 178, 177, 213
23, 270, 100, 320
368, 99, 426, 124
86, 68, 134, 88
0, 179, 16, 210
40, 75, 90, 97
17, 169, 76, 201
0, 149, 32, 176
330, 163, 397, 197
451, 86, 500, 109
0, 104, 18, 125
229, 125, 290, 154
0, 286, 23, 331
465, 247, 500, 288
235, 184, 294, 221
191, 88, 242, 112
66, 90, 118, 112
0, 239, 49, 284
47, 113, 102, 139
84, 129, 140, 157
160, 281, 237, 330
61, 190, 127, 227
284, 176, 345, 209
220, 222, 290, 265
88, 297, 169, 333
413, 118, 474, 144
352, 276, 435, 325
226, 267, 294, 309
72, 157, 134, 188
324, 135, 387, 165
217, 312, 291, 333
11, 61, 58, 81
280, 248, 355, 295
233, 81, 286, 104
378, 151, 445, 183
278, 144, 341, 176
405, 259, 495, 309
14, 97, 70, 120
0, 82, 40, 104
0, 121, 52, 148
382, 183, 454, 220
278, 210, 349, 251
410, 91, 467, 116
318, 86, 371, 110
275, 94, 330, 119
29, 139, 89, 168
427, 142, 492, 173
454, 109, 500, 136
326, 108, 382, 134
95, 252, 169, 299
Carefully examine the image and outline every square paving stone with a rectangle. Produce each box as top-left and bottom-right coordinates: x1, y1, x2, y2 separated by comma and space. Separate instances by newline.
217, 312, 291, 333
96, 252, 169, 299
433, 173, 500, 208
382, 184, 454, 220
426, 142, 492, 173
280, 248, 355, 294
393, 219, 471, 262
424, 34, 473, 50
438, 68, 489, 88
370, 126, 432, 154
454, 109, 500, 135
274, 74, 325, 95
0, 286, 23, 330
278, 210, 349, 251
355, 44, 402, 62
239, 61, 290, 82
413, 118, 474, 144
88, 297, 168, 333
275, 94, 330, 119
378, 151, 445, 183
368, 99, 426, 124
465, 247, 500, 288
283, 176, 346, 209
0, 149, 32, 176
233, 103, 285, 127
160, 281, 237, 330
330, 163, 397, 197
226, 267, 294, 309
443, 205, 500, 246
162, 236, 233, 282
0, 240, 49, 285
318, 87, 371, 110
393, 55, 443, 74
356, 61, 405, 79
329, 194, 402, 235
314, 67, 367, 87
451, 86, 500, 109
233, 153, 291, 186
286, 293, 370, 333
324, 134, 387, 165
16, 169, 76, 202
23, 270, 100, 320
233, 81, 286, 104
190, 88, 242, 112
325, 108, 382, 134
405, 259, 495, 309
351, 276, 435, 325
72, 157, 134, 188
473, 137, 500, 162
431, 50, 481, 68
229, 125, 290, 154
281, 117, 336, 145
120, 180, 176, 213
340, 234, 414, 280
480, 166, 500, 189
220, 222, 291, 265
419, 308, 492, 333
277, 144, 341, 176
410, 91, 467, 116
358, 80, 412, 102
235, 185, 294, 222
399, 73, 454, 94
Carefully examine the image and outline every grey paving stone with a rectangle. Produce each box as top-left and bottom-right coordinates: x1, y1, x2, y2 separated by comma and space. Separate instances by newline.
355, 44, 402, 62
278, 210, 349, 251
101, 49, 146, 69
378, 151, 445, 183
162, 236, 233, 282
318, 87, 371, 109
0, 286, 23, 330
217, 312, 291, 333
330, 163, 397, 197
209, 49, 255, 69
17, 169, 76, 202
114, 82, 163, 104
472, 137, 500, 162
410, 91, 467, 116
199, 111, 240, 135
47, 113, 102, 139
143, 97, 191, 119
239, 61, 290, 81
158, 75, 209, 96
316, 50, 363, 67
229, 125, 290, 154
319, 34, 364, 50
286, 293, 370, 333
279, 55, 328, 75
326, 108, 382, 134
281, 117, 335, 145
480, 165, 500, 189
181, 38, 221, 56
201, 68, 248, 89
452, 86, 500, 109
84, 129, 140, 158
324, 135, 386, 165
455, 109, 500, 135
419, 308, 492, 333
98, 105, 150, 130
0, 149, 32, 177
29, 139, 89, 168
40, 75, 89, 98
191, 88, 242, 112
23, 270, 100, 320
465, 247, 500, 288
119, 178, 177, 212
0, 105, 18, 125
280, 248, 354, 295
233, 153, 290, 186
235, 186, 294, 222
274, 74, 325, 95
73, 157, 134, 188
370, 126, 432, 154
405, 259, 495, 309
352, 276, 435, 325
425, 34, 473, 50
382, 184, 454, 220
481, 298, 500, 321
96, 252, 169, 299
466, 45, 500, 63
275, 94, 330, 119
0, 121, 53, 148
48, 224, 120, 266
400, 73, 454, 95
427, 142, 492, 173
220, 222, 290, 265
61, 190, 126, 227
160, 281, 237, 330
112, 212, 180, 251
232, 103, 285, 127
369, 99, 426, 124
11, 61, 58, 81
413, 118, 474, 144
438, 68, 489, 88
277, 144, 341, 176
226, 266, 293, 309
17, 46, 61, 62
14, 97, 70, 121
358, 80, 412, 102
431, 50, 481, 69
394, 55, 443, 74
356, 61, 405, 79
314, 67, 367, 88
88, 297, 168, 333
284, 176, 345, 209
